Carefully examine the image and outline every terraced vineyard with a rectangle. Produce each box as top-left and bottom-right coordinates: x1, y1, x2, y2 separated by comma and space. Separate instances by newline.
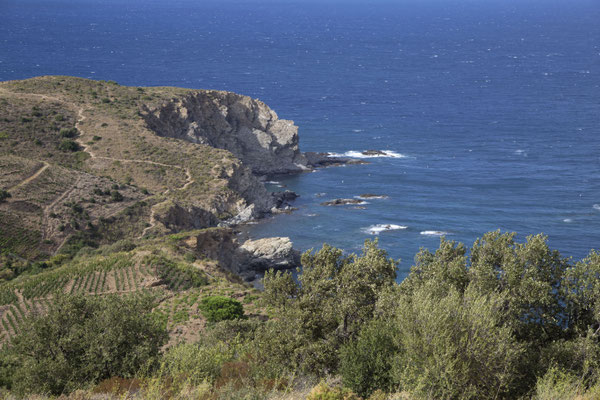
0, 249, 211, 344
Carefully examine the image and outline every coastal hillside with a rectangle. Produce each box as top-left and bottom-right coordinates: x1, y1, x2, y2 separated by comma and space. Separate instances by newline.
0, 76, 306, 263
3, 77, 600, 400
0, 76, 312, 357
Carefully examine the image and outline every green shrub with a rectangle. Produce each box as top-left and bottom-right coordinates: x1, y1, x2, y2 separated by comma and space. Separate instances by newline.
59, 127, 78, 138
259, 240, 397, 375
340, 319, 397, 398
534, 367, 584, 400
8, 293, 167, 396
58, 139, 80, 152
0, 190, 10, 203
160, 341, 235, 385
110, 190, 124, 202
199, 296, 244, 323
390, 286, 524, 400
145, 255, 208, 290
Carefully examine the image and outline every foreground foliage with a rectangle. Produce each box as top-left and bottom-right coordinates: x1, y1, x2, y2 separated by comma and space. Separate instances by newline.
2, 293, 167, 396
2, 233, 600, 399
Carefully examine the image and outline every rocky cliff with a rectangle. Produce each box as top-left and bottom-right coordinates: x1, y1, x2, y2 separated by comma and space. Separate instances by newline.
190, 228, 301, 282
141, 91, 309, 176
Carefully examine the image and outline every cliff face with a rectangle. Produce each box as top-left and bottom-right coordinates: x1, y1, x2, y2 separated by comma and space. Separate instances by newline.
142, 91, 309, 176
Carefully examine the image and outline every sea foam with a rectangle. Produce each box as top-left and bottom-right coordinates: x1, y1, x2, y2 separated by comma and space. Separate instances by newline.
362, 224, 407, 235
420, 230, 450, 236
328, 150, 408, 159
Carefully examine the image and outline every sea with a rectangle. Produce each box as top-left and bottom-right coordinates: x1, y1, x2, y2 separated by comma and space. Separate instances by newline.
1, 0, 599, 279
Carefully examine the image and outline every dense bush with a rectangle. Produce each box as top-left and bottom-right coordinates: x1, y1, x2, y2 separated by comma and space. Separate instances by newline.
257, 234, 600, 398
0, 190, 10, 203
340, 319, 397, 397
199, 296, 245, 322
59, 127, 78, 138
259, 240, 397, 375
390, 286, 524, 399
58, 138, 80, 152
6, 293, 167, 395
146, 254, 208, 290
110, 189, 123, 202
160, 341, 236, 386
307, 382, 360, 400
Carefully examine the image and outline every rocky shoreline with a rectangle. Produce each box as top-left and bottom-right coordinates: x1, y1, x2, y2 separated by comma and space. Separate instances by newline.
140, 90, 380, 280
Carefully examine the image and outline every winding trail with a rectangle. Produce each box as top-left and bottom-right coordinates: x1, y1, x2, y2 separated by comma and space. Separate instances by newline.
73, 105, 195, 238
7, 161, 49, 192
139, 205, 159, 238
1, 86, 196, 241
73, 106, 194, 188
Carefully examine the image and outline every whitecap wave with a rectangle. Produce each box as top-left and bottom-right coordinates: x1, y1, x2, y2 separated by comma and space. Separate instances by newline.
593, 204, 600, 211
327, 150, 408, 159
362, 224, 407, 235
563, 218, 573, 223
355, 194, 389, 200
420, 230, 450, 236
265, 180, 280, 184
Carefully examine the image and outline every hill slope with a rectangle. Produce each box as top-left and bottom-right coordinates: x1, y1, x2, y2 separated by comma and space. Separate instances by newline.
0, 76, 304, 262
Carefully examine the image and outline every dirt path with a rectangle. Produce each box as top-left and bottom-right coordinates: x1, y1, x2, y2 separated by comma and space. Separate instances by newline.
139, 205, 158, 238
7, 161, 49, 192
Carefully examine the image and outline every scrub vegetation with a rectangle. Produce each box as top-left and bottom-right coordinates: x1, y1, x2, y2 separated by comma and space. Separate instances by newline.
0, 233, 599, 399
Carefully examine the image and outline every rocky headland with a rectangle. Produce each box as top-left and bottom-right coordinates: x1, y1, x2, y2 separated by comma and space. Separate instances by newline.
0, 76, 366, 280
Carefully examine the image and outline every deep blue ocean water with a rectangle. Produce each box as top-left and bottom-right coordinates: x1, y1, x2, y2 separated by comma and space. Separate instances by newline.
1, 0, 599, 279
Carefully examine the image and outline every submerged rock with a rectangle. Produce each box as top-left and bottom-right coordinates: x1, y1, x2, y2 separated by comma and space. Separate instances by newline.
304, 151, 369, 168
320, 198, 366, 206
362, 149, 388, 156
